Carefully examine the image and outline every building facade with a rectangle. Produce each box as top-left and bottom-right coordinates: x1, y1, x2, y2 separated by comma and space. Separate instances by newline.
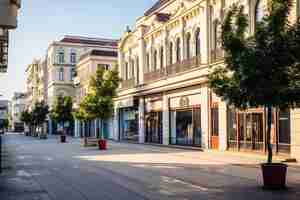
115, 0, 300, 160
73, 47, 118, 138
25, 59, 40, 110
46, 35, 118, 135
10, 92, 26, 132
0, 100, 10, 131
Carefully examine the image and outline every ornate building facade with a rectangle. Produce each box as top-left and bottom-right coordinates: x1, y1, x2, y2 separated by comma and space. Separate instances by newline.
73, 47, 118, 138
115, 0, 300, 160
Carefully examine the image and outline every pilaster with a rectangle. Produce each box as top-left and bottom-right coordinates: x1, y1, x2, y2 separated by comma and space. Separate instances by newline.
290, 109, 300, 161
162, 94, 170, 145
218, 101, 227, 151
201, 87, 209, 149
139, 98, 145, 144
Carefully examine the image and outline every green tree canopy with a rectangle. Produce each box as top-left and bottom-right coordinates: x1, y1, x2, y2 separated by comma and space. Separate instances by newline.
208, 0, 300, 163
51, 96, 73, 127
20, 109, 33, 126
32, 101, 49, 127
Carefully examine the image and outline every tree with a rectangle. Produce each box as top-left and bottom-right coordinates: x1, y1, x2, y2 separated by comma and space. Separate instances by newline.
31, 101, 49, 135
20, 109, 34, 134
208, 0, 300, 163
51, 96, 73, 135
80, 66, 120, 138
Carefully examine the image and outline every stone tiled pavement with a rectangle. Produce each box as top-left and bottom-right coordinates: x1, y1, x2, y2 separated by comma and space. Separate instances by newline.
1, 133, 300, 200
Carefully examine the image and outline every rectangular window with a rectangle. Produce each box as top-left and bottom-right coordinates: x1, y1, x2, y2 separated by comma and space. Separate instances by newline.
58, 68, 64, 81
58, 52, 64, 64
70, 53, 76, 64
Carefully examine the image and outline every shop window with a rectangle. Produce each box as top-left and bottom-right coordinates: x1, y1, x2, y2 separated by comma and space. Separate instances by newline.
119, 108, 139, 141
227, 108, 237, 149
278, 110, 291, 144
211, 107, 219, 136
170, 108, 201, 147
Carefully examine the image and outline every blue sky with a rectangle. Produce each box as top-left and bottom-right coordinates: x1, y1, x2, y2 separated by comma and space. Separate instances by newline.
0, 0, 156, 100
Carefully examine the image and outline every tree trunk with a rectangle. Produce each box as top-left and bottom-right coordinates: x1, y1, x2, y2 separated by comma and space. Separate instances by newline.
266, 106, 273, 163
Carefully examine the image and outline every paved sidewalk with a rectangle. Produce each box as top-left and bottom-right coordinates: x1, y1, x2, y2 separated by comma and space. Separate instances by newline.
1, 133, 300, 200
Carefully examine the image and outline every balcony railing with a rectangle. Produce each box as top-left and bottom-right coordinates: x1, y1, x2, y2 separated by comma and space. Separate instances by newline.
122, 78, 135, 89
144, 55, 202, 83
166, 55, 201, 76
144, 68, 166, 83
211, 49, 224, 63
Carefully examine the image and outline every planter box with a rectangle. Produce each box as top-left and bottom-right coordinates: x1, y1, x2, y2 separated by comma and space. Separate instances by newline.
261, 163, 288, 190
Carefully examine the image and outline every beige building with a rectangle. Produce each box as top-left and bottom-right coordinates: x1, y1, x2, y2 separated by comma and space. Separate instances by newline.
74, 47, 118, 138
115, 0, 300, 160
46, 35, 118, 108
46, 35, 118, 135
10, 92, 26, 132
25, 59, 40, 110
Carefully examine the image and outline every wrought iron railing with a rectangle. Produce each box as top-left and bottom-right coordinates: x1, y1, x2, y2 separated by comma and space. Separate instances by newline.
144, 55, 202, 83
144, 68, 166, 83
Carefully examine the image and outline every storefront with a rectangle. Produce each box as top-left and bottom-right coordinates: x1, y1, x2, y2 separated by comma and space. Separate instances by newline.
118, 98, 139, 142
169, 94, 202, 147
227, 108, 291, 154
145, 95, 163, 144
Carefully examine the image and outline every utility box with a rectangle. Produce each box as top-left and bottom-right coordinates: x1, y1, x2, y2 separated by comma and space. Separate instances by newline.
0, 0, 21, 29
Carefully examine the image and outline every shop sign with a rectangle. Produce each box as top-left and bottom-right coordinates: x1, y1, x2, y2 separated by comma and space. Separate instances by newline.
116, 97, 134, 108
170, 94, 201, 109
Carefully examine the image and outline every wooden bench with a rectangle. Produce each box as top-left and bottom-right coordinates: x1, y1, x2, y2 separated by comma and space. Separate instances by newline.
81, 137, 99, 147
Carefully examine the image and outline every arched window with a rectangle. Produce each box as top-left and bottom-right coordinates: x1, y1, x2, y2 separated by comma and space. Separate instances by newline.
125, 62, 129, 80
176, 38, 181, 62
195, 28, 201, 56
186, 33, 191, 59
256, 0, 265, 23
153, 50, 158, 71
160, 46, 164, 68
146, 53, 150, 72
169, 42, 173, 65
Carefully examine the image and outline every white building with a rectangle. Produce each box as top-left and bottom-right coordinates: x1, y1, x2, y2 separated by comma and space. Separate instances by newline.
46, 35, 118, 135
11, 92, 26, 132
114, 0, 300, 160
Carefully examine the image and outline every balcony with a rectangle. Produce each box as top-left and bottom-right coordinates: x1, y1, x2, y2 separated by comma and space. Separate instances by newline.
122, 78, 135, 89
211, 49, 224, 63
144, 55, 202, 83
144, 68, 166, 83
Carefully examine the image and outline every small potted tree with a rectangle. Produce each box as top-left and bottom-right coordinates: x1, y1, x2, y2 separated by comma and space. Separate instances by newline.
31, 101, 49, 139
81, 67, 120, 150
51, 96, 73, 143
208, 0, 300, 189
73, 106, 92, 147
20, 109, 33, 136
